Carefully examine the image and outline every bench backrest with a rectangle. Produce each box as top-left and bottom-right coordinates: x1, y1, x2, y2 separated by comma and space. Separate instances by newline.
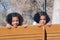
0, 24, 60, 40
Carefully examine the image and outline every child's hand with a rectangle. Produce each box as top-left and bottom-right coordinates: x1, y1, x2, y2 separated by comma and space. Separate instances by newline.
46, 23, 52, 27
22, 24, 28, 28
36, 23, 44, 27
6, 24, 12, 29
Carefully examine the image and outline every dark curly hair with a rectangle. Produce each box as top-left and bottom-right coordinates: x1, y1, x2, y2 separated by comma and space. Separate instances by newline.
6, 12, 23, 26
34, 11, 50, 24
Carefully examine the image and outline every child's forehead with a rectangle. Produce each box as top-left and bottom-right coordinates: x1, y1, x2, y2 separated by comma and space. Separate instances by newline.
12, 16, 19, 18
12, 17, 19, 20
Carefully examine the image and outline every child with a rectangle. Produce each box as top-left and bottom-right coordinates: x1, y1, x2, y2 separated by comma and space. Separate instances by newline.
6, 12, 23, 28
33, 11, 51, 27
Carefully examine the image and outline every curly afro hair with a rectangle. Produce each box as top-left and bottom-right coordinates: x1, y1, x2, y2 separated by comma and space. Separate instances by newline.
6, 12, 23, 26
34, 11, 50, 24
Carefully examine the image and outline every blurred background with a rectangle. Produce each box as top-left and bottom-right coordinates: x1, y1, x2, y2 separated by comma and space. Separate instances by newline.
0, 0, 54, 26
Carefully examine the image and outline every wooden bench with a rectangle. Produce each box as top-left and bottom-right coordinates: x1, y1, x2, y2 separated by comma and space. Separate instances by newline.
0, 25, 43, 40
0, 24, 60, 40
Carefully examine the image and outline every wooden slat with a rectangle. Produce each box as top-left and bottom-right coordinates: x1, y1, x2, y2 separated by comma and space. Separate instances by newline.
45, 24, 60, 40
0, 25, 43, 40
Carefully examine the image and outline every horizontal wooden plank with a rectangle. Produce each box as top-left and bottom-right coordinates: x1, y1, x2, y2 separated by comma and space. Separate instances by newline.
0, 25, 43, 40
45, 24, 60, 40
